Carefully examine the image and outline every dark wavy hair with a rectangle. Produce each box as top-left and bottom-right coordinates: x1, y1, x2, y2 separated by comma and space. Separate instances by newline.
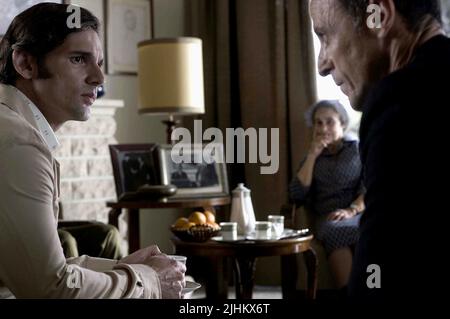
338, 0, 442, 30
0, 3, 99, 85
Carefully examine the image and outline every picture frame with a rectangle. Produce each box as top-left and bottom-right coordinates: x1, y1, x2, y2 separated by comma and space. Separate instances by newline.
109, 144, 160, 200
0, 0, 63, 36
158, 144, 229, 199
106, 0, 153, 74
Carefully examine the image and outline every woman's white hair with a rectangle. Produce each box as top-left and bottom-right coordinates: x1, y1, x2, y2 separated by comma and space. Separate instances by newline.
304, 100, 350, 130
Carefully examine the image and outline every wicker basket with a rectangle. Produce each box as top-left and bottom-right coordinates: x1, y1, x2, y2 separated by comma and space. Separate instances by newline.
171, 225, 220, 242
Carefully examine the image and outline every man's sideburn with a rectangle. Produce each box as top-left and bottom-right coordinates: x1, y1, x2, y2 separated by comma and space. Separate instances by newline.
36, 57, 53, 79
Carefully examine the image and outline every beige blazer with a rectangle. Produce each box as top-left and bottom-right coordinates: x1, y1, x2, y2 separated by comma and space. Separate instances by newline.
0, 84, 161, 298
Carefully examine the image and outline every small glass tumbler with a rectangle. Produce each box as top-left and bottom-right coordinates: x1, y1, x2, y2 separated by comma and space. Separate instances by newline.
167, 255, 187, 265
268, 215, 285, 238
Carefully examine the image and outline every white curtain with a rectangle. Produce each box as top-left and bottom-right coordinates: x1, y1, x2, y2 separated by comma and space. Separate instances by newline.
442, 0, 450, 34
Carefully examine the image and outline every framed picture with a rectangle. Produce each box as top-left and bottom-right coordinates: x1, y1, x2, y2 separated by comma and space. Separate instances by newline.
0, 0, 62, 36
109, 144, 159, 200
158, 144, 229, 198
106, 0, 153, 74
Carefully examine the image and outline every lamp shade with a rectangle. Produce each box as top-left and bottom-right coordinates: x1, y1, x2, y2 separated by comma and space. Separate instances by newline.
137, 37, 205, 115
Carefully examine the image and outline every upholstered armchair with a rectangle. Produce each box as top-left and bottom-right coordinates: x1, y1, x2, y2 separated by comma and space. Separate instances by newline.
57, 202, 122, 259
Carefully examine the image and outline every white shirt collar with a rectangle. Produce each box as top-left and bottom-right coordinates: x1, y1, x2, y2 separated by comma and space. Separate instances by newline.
12, 87, 60, 152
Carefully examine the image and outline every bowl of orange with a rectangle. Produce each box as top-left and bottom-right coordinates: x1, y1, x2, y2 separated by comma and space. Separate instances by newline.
171, 211, 221, 242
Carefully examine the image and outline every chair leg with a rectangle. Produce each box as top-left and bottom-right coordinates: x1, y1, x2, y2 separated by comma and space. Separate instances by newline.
303, 247, 318, 300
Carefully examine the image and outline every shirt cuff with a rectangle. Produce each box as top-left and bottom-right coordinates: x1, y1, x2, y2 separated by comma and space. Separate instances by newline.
113, 263, 161, 299
67, 255, 119, 272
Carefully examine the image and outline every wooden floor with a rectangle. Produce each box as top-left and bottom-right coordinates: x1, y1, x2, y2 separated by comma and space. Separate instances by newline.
191, 285, 282, 299
191, 285, 346, 301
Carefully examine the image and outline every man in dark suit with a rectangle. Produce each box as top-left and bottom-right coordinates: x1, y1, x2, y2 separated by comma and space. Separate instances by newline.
171, 164, 193, 188
122, 153, 154, 192
195, 163, 218, 187
310, 0, 448, 303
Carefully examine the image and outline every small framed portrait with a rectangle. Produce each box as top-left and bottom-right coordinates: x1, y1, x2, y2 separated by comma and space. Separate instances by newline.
109, 144, 159, 200
158, 144, 229, 199
106, 0, 153, 74
0, 0, 63, 36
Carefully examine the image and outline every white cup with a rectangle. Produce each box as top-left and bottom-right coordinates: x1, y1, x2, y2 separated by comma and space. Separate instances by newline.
268, 215, 285, 238
254, 221, 272, 239
167, 255, 187, 265
220, 222, 238, 240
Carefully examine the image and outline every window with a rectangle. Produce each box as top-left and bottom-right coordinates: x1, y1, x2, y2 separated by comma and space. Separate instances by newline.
442, 0, 450, 35
312, 33, 362, 140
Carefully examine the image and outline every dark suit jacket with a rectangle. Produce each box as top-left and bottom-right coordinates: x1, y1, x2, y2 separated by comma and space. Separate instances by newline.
349, 35, 450, 303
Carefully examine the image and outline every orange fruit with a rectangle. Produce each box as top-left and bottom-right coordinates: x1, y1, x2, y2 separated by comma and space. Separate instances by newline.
207, 221, 220, 230
184, 222, 196, 230
204, 210, 216, 223
188, 211, 207, 225
173, 217, 189, 229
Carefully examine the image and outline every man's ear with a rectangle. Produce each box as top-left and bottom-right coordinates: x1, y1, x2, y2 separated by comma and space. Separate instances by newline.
367, 0, 396, 38
12, 49, 38, 80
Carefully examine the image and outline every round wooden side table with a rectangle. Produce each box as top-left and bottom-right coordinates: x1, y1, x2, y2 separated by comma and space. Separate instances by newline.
172, 235, 317, 300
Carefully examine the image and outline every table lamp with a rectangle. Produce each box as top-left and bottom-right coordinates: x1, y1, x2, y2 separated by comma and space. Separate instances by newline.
137, 37, 205, 144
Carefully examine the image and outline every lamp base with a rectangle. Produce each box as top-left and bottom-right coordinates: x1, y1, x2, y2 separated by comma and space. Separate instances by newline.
162, 116, 180, 144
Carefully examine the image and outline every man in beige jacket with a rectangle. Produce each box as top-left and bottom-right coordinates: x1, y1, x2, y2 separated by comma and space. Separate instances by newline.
0, 3, 185, 298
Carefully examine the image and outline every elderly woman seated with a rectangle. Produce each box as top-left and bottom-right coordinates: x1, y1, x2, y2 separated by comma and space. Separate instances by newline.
289, 100, 365, 289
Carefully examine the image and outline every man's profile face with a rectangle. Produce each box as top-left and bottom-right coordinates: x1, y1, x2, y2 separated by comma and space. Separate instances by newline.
31, 29, 104, 122
310, 0, 388, 110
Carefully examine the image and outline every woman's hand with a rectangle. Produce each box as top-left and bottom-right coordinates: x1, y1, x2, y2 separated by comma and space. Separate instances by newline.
308, 135, 329, 158
326, 208, 356, 221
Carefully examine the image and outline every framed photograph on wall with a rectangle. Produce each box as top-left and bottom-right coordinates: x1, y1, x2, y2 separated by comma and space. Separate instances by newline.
158, 144, 229, 199
109, 144, 159, 200
0, 0, 62, 36
106, 0, 153, 74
